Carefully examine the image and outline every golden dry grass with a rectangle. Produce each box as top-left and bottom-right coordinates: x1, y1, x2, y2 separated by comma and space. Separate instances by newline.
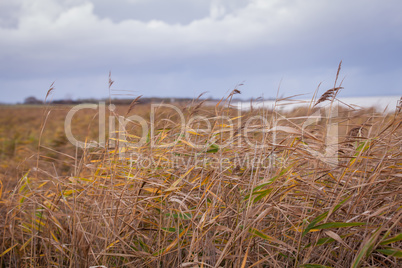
0, 91, 401, 267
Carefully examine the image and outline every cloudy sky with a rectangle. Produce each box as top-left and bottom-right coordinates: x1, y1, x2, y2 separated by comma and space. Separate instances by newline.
0, 0, 401, 103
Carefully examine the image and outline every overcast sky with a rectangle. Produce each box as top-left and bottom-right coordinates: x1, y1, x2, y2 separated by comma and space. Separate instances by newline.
0, 0, 401, 103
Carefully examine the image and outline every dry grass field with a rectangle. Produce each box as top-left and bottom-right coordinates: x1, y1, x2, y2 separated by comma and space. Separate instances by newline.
0, 88, 401, 267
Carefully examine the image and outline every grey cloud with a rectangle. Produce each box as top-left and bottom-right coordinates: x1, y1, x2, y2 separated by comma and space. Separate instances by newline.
0, 0, 401, 103
91, 0, 210, 24
0, 1, 23, 28
91, 0, 249, 24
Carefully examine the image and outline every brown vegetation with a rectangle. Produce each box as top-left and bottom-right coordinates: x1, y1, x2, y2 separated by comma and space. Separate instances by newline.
0, 90, 401, 267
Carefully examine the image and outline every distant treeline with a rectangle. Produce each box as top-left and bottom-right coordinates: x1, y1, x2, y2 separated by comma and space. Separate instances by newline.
22, 96, 197, 105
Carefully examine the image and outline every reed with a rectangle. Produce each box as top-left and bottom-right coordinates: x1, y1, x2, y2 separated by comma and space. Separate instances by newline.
0, 86, 401, 267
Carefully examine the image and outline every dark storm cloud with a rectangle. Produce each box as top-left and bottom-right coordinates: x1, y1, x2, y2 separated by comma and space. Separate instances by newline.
0, 0, 401, 103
